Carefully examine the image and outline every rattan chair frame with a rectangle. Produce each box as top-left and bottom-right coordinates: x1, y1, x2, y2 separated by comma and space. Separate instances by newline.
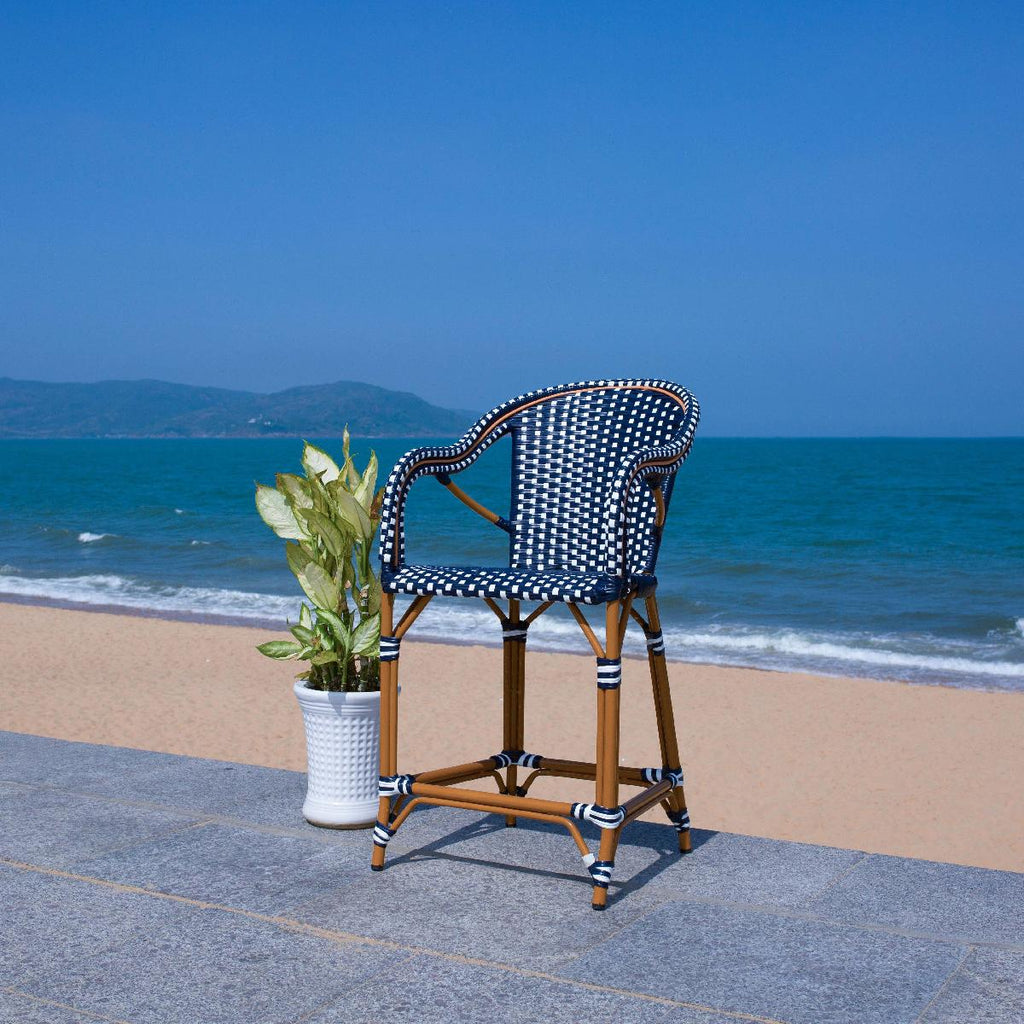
371, 379, 699, 909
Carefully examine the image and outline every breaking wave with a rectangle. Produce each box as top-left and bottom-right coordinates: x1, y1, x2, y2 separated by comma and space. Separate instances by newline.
0, 571, 1020, 691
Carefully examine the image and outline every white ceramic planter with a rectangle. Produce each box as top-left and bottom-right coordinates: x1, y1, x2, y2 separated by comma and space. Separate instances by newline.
293, 680, 380, 828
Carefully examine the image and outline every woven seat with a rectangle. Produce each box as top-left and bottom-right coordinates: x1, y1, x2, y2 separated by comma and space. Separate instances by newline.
383, 564, 657, 603
371, 378, 700, 909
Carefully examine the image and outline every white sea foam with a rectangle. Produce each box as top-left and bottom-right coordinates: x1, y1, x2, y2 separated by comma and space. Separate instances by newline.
405, 605, 1024, 680
1016, 618, 1024, 638
77, 532, 113, 543
190, 540, 211, 546
0, 572, 294, 622
0, 571, 1021, 688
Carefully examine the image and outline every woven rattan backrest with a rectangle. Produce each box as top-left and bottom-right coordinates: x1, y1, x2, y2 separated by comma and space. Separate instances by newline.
506, 383, 689, 575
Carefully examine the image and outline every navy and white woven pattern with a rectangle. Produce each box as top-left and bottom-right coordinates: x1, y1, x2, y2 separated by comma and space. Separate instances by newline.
502, 624, 528, 642
491, 750, 542, 769
596, 657, 622, 689
378, 773, 416, 797
571, 802, 627, 830
668, 807, 691, 833
588, 859, 614, 888
373, 822, 396, 847
641, 767, 684, 788
382, 564, 655, 605
378, 380, 699, 590
644, 630, 665, 655
379, 636, 401, 662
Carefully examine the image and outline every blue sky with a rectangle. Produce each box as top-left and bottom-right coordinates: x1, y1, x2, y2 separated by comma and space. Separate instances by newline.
1, 2, 1021, 435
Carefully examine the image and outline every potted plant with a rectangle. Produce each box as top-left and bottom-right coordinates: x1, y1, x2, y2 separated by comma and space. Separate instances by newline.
255, 431, 384, 828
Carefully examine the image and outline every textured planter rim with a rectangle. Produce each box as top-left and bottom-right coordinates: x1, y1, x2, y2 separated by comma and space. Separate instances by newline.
293, 679, 382, 707
294, 679, 381, 829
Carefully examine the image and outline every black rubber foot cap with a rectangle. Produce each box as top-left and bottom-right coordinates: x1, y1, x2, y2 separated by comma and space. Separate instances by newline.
370, 864, 384, 872
505, 822, 517, 828
680, 847, 693, 856
591, 902, 606, 911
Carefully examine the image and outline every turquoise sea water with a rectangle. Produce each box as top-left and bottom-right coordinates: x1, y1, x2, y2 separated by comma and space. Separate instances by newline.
0, 437, 1021, 691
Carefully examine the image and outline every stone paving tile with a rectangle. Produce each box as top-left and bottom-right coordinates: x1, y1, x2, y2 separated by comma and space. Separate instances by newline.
430, 815, 865, 908
76, 755, 310, 829
305, 954, 741, 1024
18, 896, 411, 1024
0, 784, 204, 869
0, 732, 174, 792
71, 821, 369, 916
807, 855, 1024, 946
0, 731, 478, 849
0, 731, 309, 828
0, 990, 115, 1024
285, 850, 662, 972
559, 901, 967, 1024
918, 947, 1024, 1023
0, 864, 192, 990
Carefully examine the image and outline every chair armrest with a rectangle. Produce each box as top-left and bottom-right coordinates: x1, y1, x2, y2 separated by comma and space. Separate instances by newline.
378, 421, 506, 570
601, 396, 700, 576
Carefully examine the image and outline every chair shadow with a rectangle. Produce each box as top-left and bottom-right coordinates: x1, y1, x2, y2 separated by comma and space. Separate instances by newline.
383, 805, 718, 900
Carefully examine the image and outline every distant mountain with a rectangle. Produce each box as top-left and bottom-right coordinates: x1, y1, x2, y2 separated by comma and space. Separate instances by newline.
0, 378, 478, 438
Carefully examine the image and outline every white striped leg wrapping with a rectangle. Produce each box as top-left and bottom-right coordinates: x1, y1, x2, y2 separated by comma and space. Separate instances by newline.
380, 635, 401, 662
596, 657, 622, 690
645, 630, 665, 655
378, 774, 415, 797
373, 822, 396, 847
588, 860, 614, 888
668, 807, 691, 833
572, 802, 626, 829
491, 750, 542, 769
641, 767, 685, 788
502, 626, 528, 643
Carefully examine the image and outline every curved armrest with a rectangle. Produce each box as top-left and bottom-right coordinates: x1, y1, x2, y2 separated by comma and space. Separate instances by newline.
378, 417, 507, 570
601, 394, 700, 576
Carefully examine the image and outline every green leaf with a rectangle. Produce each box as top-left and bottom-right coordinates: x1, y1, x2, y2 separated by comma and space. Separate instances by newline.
316, 607, 350, 643
255, 484, 306, 540
289, 623, 315, 643
299, 603, 313, 629
363, 573, 382, 616
285, 541, 315, 581
331, 484, 373, 541
296, 562, 339, 611
353, 451, 378, 510
310, 650, 339, 665
351, 612, 380, 657
298, 507, 349, 560
276, 473, 313, 509
302, 442, 341, 484
256, 639, 305, 660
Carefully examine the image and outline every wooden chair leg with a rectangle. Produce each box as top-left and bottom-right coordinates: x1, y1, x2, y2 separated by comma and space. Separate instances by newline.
645, 593, 691, 853
372, 592, 399, 870
503, 600, 526, 826
592, 601, 623, 909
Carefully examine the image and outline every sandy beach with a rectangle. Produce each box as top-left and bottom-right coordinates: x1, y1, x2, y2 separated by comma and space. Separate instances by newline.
1, 601, 1021, 872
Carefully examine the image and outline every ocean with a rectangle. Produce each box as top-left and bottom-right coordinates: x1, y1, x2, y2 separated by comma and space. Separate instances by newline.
0, 437, 1021, 692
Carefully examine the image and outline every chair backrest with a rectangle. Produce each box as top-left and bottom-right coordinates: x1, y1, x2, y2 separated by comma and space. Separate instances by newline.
501, 380, 695, 576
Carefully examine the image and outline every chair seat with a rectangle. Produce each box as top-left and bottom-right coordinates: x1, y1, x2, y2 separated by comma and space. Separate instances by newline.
382, 564, 657, 604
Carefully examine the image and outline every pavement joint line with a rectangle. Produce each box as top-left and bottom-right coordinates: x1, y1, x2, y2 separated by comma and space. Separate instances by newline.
1, 985, 134, 1024
799, 850, 871, 902
911, 944, 977, 1023
0, 778, 418, 845
66, 817, 218, 862
284, 952, 422, 1024
0, 857, 785, 1023
7, 812, 1024, 955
